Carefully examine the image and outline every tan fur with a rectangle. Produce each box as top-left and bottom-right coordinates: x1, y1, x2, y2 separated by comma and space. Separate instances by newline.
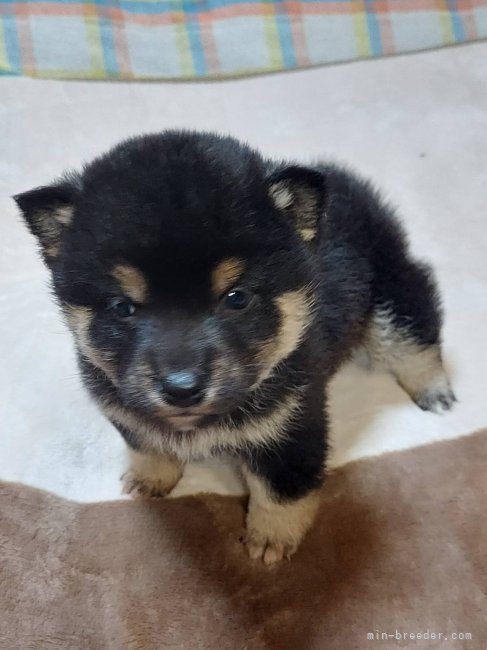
211, 257, 245, 298
298, 227, 316, 242
111, 264, 148, 303
269, 181, 293, 210
45, 243, 60, 258
392, 346, 450, 399
32, 206, 74, 257
122, 361, 162, 409
53, 205, 74, 226
63, 305, 117, 382
243, 468, 321, 564
202, 355, 241, 406
361, 307, 453, 410
257, 288, 315, 383
122, 449, 184, 498
269, 180, 319, 241
101, 390, 303, 462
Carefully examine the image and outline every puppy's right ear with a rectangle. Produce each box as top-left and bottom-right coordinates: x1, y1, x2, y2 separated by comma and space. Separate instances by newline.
268, 166, 325, 243
13, 179, 78, 262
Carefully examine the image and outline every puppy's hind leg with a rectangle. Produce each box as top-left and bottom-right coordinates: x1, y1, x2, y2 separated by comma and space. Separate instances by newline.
364, 313, 456, 413
402, 352, 456, 413
364, 261, 456, 413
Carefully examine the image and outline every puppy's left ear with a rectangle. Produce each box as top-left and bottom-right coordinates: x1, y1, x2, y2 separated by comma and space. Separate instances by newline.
13, 179, 78, 263
268, 166, 325, 242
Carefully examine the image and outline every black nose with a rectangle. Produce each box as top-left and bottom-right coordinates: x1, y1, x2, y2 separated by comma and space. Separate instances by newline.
160, 370, 205, 407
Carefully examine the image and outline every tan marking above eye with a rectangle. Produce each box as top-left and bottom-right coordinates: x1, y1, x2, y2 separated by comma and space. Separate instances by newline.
111, 264, 148, 303
211, 257, 245, 299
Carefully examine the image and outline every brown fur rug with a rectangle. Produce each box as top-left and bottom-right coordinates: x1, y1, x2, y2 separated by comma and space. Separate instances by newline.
1, 431, 486, 649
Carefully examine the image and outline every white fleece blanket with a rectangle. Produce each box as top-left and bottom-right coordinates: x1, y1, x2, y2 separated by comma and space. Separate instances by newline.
1, 43, 486, 502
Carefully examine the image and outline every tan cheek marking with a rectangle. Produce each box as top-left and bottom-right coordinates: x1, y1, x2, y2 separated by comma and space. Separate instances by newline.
211, 257, 245, 298
123, 361, 164, 409
256, 288, 314, 383
111, 264, 148, 303
243, 468, 321, 564
63, 305, 116, 382
63, 304, 92, 333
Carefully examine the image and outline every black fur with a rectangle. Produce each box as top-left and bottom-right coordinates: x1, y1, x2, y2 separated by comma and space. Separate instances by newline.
15, 130, 453, 508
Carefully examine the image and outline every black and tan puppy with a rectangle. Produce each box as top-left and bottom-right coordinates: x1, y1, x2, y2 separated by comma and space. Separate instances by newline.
15, 131, 455, 564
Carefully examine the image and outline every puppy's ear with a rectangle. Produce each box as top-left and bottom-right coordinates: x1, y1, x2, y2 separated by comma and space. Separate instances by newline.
268, 166, 325, 242
13, 179, 78, 262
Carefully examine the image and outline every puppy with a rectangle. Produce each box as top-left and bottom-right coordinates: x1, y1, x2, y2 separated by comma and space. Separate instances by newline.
15, 131, 455, 564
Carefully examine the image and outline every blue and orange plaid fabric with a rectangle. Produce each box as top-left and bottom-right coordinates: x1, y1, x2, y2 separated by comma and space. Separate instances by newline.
1, 0, 486, 79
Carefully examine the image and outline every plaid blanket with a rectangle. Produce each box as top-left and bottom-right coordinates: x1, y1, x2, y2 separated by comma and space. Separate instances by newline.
1, 1, 486, 80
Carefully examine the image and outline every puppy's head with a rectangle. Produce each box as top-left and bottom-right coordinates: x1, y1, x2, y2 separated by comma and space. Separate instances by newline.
15, 132, 324, 431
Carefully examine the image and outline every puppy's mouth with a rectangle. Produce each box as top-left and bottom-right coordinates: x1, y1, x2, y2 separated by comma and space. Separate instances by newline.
149, 394, 246, 432
165, 414, 205, 431
163, 410, 226, 432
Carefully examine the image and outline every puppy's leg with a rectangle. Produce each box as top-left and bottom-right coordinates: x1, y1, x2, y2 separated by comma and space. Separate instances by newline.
243, 469, 321, 565
241, 393, 326, 564
365, 262, 456, 413
122, 448, 184, 498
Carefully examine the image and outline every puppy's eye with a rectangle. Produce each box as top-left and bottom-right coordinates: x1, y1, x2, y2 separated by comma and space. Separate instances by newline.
108, 299, 136, 317
222, 288, 252, 310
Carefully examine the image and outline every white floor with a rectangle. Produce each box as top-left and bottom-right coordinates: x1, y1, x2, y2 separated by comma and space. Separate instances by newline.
1, 43, 486, 502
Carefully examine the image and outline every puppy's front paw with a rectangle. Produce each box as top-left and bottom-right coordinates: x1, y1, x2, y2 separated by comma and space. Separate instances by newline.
122, 470, 173, 499
244, 529, 297, 565
243, 472, 320, 565
122, 451, 183, 500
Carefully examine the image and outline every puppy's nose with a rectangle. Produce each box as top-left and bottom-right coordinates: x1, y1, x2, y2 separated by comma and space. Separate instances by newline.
160, 370, 205, 407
